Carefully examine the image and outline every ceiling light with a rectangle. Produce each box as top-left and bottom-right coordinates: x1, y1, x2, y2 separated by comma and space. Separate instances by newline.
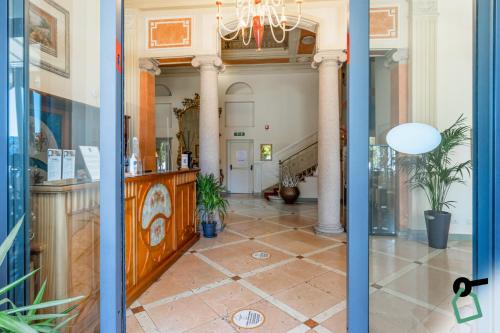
216, 0, 303, 51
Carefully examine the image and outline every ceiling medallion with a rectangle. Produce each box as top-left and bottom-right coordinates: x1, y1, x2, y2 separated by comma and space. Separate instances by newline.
216, 0, 304, 50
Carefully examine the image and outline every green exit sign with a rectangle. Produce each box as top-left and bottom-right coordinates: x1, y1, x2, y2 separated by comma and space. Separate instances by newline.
234, 132, 245, 137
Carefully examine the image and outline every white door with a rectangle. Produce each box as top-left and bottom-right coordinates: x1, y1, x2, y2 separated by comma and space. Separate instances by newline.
228, 140, 254, 193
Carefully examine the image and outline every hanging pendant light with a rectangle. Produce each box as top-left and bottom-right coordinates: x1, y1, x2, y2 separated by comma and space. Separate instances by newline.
216, 0, 303, 50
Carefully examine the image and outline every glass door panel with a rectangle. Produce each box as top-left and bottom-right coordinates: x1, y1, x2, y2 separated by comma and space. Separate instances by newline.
368, 1, 474, 331
28, 0, 101, 330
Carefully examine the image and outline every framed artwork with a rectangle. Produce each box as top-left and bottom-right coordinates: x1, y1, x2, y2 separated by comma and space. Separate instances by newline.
29, 0, 70, 78
260, 144, 272, 161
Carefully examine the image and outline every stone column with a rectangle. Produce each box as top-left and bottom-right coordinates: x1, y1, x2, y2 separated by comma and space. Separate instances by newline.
192, 56, 225, 177
312, 51, 347, 235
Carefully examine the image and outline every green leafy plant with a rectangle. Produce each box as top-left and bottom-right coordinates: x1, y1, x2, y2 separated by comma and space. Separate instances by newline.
400, 115, 472, 212
196, 174, 229, 224
0, 218, 83, 333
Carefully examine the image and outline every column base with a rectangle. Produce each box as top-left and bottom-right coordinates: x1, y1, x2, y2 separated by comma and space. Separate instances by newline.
314, 224, 345, 235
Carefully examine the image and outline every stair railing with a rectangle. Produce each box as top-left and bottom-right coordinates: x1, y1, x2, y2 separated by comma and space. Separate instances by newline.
278, 142, 318, 191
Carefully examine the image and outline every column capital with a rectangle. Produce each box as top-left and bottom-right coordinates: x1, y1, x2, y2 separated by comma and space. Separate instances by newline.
384, 48, 409, 67
139, 58, 161, 75
312, 50, 347, 69
412, 0, 438, 16
192, 55, 225, 72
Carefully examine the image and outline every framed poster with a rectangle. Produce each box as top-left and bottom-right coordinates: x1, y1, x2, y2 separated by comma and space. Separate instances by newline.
260, 144, 272, 161
29, 0, 70, 78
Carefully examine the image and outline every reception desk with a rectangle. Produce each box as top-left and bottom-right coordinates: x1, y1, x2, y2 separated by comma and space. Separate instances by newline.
125, 169, 199, 305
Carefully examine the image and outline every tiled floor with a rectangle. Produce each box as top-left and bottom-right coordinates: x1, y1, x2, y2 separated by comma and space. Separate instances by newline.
127, 195, 472, 333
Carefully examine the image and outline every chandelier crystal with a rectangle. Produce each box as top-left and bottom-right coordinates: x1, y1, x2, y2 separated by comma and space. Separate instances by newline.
216, 0, 304, 50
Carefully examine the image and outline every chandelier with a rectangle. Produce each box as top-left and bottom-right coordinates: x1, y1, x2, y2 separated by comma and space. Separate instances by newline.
216, 0, 304, 50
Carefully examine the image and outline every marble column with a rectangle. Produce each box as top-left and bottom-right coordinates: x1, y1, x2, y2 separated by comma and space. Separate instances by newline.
192, 56, 225, 177
312, 51, 347, 235
410, 0, 438, 125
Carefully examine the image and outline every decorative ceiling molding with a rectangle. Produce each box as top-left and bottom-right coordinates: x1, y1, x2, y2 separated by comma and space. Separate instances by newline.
139, 58, 161, 75
370, 6, 399, 39
147, 17, 192, 49
384, 48, 409, 67
412, 0, 438, 16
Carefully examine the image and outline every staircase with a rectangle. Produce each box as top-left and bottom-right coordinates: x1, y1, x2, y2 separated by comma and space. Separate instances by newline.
264, 142, 319, 201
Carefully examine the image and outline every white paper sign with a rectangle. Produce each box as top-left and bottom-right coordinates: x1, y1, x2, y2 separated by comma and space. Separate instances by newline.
236, 150, 247, 163
47, 149, 62, 181
79, 146, 100, 181
62, 150, 76, 180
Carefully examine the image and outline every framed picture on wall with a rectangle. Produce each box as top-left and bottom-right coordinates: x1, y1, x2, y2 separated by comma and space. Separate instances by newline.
29, 0, 70, 78
260, 144, 272, 161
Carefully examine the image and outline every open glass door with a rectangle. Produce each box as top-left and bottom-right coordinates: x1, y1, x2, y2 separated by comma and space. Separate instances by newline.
368, 0, 475, 330
2, 0, 124, 331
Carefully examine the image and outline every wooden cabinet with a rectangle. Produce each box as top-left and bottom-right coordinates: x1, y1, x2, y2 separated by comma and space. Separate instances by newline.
125, 170, 199, 305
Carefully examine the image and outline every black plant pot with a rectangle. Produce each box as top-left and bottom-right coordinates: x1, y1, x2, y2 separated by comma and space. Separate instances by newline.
424, 210, 451, 249
202, 222, 217, 238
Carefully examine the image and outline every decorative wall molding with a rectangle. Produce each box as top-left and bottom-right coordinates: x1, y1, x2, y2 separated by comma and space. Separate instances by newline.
147, 17, 192, 49
370, 6, 399, 39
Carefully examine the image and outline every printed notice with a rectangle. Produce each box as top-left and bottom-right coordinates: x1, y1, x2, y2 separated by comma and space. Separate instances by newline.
236, 150, 248, 163
47, 149, 62, 181
79, 146, 100, 181
62, 150, 76, 180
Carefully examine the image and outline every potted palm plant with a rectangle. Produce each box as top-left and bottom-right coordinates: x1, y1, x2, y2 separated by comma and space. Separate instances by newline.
401, 115, 471, 249
196, 174, 229, 238
0, 218, 83, 332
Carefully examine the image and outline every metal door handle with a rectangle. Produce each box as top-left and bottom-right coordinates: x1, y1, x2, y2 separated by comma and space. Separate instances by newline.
251, 165, 253, 171
230, 164, 233, 170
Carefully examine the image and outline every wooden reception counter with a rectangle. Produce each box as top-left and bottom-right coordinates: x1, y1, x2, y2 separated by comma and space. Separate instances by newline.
125, 169, 199, 305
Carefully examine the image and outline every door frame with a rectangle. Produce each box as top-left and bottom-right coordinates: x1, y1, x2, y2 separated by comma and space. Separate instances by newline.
100, 0, 125, 331
347, 0, 500, 331
226, 139, 254, 194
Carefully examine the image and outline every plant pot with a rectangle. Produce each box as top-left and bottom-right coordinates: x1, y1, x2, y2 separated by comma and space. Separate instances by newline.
424, 210, 451, 249
201, 222, 217, 238
280, 187, 300, 204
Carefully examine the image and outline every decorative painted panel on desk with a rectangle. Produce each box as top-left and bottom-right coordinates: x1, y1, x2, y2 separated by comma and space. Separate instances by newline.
137, 180, 175, 280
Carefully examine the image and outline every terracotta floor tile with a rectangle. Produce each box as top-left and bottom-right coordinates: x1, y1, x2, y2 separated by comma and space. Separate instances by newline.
371, 237, 434, 261
369, 252, 411, 283
236, 208, 290, 219
190, 231, 245, 251
202, 241, 292, 275
308, 245, 347, 271
126, 315, 144, 333
227, 220, 289, 238
223, 212, 257, 224
384, 265, 457, 307
426, 248, 472, 275
321, 309, 346, 333
164, 254, 228, 291
369, 291, 432, 333
274, 283, 339, 318
147, 295, 218, 333
408, 311, 457, 333
279, 260, 329, 282
306, 271, 346, 302
230, 299, 300, 333
185, 318, 237, 333
265, 214, 317, 228
259, 231, 337, 255
137, 274, 191, 305
246, 267, 302, 295
198, 282, 261, 317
